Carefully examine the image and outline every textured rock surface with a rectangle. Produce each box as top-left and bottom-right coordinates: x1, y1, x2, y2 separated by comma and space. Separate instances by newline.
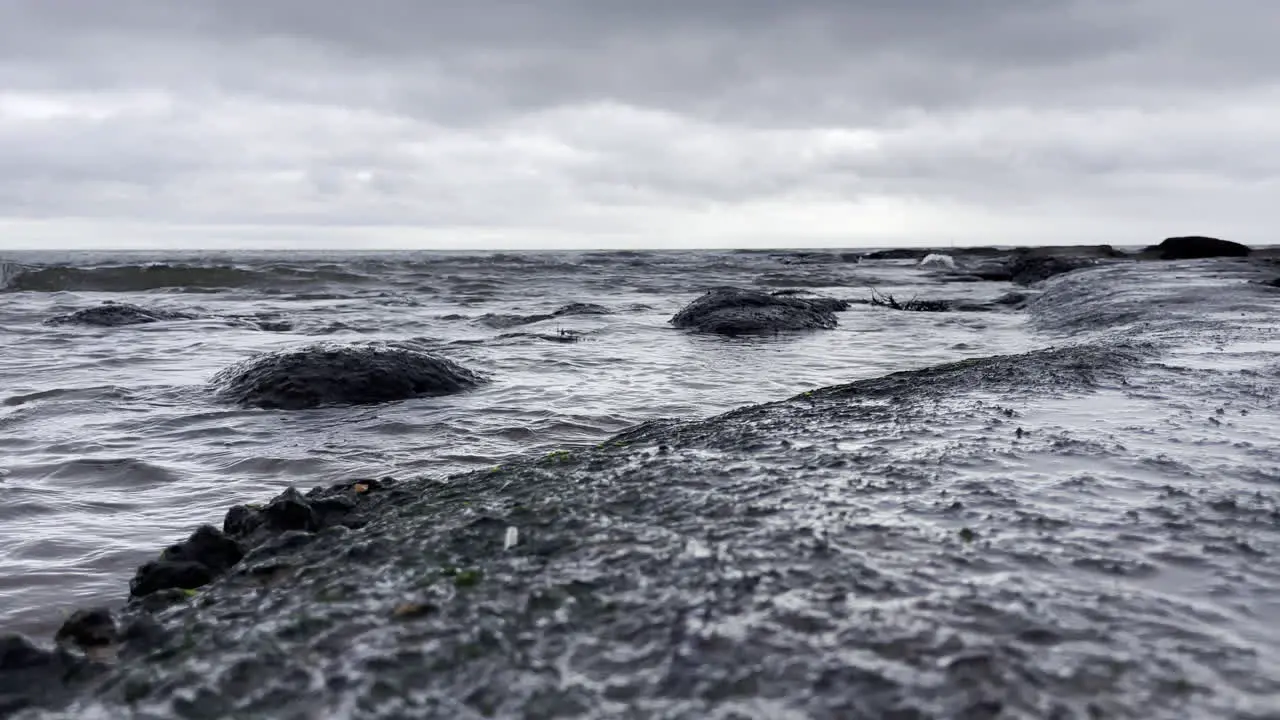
670, 287, 848, 335
1006, 253, 1098, 285
4, 260, 1278, 719
44, 302, 197, 327
209, 342, 485, 409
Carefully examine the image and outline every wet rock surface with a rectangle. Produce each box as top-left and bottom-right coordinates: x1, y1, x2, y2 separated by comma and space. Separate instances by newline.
1145, 235, 1251, 260
1006, 252, 1098, 285
128, 525, 245, 598
51, 610, 117, 652
0, 479, 398, 716
4, 259, 1279, 719
209, 341, 486, 410
43, 302, 197, 327
0, 636, 85, 717
670, 287, 848, 335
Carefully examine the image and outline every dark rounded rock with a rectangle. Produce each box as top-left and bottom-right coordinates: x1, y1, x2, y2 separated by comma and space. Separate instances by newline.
263, 487, 319, 532
209, 341, 485, 410
129, 560, 215, 597
310, 495, 358, 523
553, 302, 611, 317
223, 505, 264, 538
160, 525, 244, 575
1145, 236, 1250, 260
44, 302, 196, 327
670, 287, 845, 336
54, 608, 118, 650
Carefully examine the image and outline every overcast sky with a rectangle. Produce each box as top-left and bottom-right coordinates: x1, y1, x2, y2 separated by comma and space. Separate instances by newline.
0, 0, 1276, 250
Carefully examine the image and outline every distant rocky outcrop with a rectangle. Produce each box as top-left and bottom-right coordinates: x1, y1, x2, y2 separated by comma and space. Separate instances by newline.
1144, 236, 1251, 260
670, 287, 848, 336
860, 248, 930, 261
210, 342, 485, 410
44, 302, 197, 327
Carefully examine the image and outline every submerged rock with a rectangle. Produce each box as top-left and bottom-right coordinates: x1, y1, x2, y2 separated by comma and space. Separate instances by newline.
671, 287, 848, 335
210, 341, 485, 409
477, 302, 614, 329
1006, 253, 1097, 285
44, 302, 197, 327
1145, 235, 1251, 260
53, 609, 118, 652
552, 302, 611, 317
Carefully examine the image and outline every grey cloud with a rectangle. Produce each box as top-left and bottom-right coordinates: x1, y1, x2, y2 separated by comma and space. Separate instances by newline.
7, 0, 1276, 124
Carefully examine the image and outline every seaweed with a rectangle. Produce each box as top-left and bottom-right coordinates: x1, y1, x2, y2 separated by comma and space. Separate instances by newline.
869, 288, 950, 312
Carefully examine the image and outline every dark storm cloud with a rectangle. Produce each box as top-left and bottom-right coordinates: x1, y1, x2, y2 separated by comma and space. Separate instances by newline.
0, 0, 1277, 247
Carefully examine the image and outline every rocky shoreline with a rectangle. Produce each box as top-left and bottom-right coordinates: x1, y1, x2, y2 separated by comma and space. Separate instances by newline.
2, 246, 1278, 718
